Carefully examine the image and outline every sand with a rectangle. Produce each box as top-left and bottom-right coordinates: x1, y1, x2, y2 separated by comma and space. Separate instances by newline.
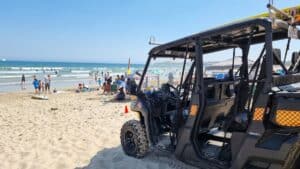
0, 90, 196, 169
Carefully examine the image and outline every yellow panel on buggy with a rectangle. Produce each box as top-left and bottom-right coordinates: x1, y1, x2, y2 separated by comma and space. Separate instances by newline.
274, 110, 300, 127
253, 108, 265, 121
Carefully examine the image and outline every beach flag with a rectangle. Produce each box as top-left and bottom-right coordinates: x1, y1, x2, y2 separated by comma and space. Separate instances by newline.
127, 58, 131, 75
124, 105, 129, 114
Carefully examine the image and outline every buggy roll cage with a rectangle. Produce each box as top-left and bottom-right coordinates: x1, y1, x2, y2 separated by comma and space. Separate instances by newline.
138, 18, 300, 92
120, 5, 300, 168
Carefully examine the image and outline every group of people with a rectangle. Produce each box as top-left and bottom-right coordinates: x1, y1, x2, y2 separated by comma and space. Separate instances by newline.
102, 72, 113, 94
99, 72, 137, 100
32, 74, 51, 94
101, 73, 124, 95
27, 70, 138, 99
76, 82, 89, 92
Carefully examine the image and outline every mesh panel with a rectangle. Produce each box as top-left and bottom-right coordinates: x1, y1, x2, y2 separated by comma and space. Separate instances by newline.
253, 108, 265, 121
275, 110, 300, 127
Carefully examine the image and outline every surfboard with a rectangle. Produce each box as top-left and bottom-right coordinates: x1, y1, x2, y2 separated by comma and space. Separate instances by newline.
32, 95, 48, 100
251, 5, 300, 22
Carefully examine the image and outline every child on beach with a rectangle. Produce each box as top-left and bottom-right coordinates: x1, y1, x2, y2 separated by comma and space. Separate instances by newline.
32, 76, 39, 94
76, 83, 83, 93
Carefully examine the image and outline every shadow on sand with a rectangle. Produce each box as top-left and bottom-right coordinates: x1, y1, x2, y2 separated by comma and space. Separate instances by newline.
76, 146, 196, 169
103, 99, 131, 103
86, 96, 131, 103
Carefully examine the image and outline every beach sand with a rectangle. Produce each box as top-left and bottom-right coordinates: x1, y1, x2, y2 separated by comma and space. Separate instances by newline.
0, 90, 196, 169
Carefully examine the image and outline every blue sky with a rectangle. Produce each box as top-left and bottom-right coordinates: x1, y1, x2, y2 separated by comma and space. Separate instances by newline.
0, 0, 299, 64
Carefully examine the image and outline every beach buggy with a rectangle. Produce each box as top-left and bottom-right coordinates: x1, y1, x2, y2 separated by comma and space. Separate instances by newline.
120, 4, 300, 169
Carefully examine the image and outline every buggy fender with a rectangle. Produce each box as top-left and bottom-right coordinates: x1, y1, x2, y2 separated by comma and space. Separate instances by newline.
130, 99, 153, 145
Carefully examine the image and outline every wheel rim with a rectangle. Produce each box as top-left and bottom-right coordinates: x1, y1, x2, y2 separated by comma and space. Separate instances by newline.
124, 131, 136, 154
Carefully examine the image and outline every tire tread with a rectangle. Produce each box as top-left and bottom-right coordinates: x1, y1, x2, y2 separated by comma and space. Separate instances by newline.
120, 120, 149, 158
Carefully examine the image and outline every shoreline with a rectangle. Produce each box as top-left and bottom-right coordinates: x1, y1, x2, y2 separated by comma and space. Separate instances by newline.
0, 78, 101, 94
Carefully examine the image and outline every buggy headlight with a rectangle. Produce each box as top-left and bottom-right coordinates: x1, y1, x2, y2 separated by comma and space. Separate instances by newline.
134, 112, 141, 120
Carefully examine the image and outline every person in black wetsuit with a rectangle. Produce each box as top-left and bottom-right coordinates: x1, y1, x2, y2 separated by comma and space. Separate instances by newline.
21, 74, 26, 90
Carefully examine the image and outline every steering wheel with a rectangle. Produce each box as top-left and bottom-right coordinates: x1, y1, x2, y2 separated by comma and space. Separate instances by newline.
166, 83, 181, 98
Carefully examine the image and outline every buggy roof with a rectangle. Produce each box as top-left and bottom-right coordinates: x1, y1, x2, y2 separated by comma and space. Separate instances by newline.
149, 18, 300, 58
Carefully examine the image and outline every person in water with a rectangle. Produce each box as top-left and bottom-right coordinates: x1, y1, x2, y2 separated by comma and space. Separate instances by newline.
32, 76, 39, 94
21, 74, 26, 90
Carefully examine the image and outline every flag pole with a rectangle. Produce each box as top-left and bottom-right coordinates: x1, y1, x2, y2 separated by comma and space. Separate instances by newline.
127, 57, 131, 75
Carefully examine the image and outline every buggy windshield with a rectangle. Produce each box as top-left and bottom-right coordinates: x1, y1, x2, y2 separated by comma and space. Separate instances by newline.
140, 57, 193, 92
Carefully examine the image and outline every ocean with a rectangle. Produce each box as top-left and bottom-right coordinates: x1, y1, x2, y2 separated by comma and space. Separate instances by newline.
0, 60, 144, 93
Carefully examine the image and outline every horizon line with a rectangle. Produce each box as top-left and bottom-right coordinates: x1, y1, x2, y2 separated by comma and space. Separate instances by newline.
1, 59, 145, 65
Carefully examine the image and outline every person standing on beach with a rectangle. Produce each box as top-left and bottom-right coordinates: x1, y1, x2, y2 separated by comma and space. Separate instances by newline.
21, 74, 26, 90
105, 72, 110, 82
38, 80, 45, 93
104, 73, 108, 82
116, 75, 121, 87
94, 71, 99, 84
126, 77, 131, 94
103, 76, 112, 95
32, 76, 39, 94
120, 75, 125, 82
107, 76, 112, 85
97, 77, 102, 89
44, 74, 51, 94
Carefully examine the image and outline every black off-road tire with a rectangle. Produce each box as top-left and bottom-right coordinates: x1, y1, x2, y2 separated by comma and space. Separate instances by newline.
120, 120, 149, 158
